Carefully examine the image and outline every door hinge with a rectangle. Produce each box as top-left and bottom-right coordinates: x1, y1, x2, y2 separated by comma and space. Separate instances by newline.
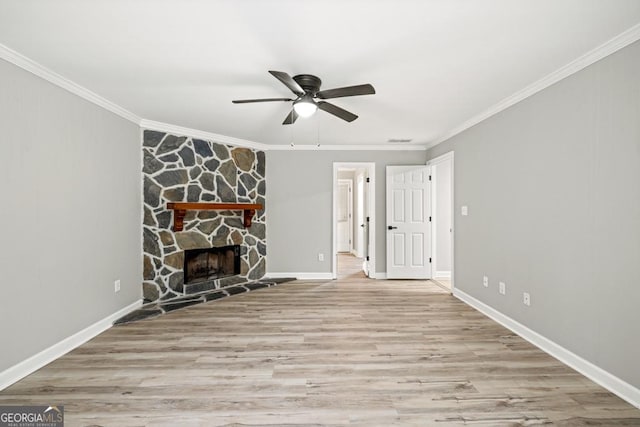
429, 216, 432, 222
366, 177, 370, 183
366, 256, 370, 261
366, 216, 370, 222
429, 175, 432, 181
429, 257, 432, 263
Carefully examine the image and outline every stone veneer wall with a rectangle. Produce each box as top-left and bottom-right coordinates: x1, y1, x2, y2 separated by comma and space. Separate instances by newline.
142, 130, 266, 303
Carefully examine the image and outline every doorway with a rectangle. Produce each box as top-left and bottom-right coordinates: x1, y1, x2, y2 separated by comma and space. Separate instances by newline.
333, 163, 376, 280
427, 152, 454, 291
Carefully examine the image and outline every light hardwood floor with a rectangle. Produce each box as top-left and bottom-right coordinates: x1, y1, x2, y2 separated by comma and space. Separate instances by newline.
433, 278, 452, 292
1, 256, 638, 426
336, 252, 369, 280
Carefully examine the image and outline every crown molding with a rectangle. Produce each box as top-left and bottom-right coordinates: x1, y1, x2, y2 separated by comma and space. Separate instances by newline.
139, 119, 268, 150
0, 42, 141, 124
139, 121, 428, 151
427, 22, 640, 149
5, 19, 639, 153
268, 144, 427, 151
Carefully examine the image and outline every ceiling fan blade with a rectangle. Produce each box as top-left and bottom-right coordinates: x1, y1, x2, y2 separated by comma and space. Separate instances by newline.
317, 101, 358, 122
232, 97, 293, 104
316, 84, 375, 100
282, 109, 299, 125
269, 71, 305, 96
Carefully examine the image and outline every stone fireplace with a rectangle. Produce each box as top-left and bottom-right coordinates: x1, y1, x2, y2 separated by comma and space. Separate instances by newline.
142, 130, 266, 303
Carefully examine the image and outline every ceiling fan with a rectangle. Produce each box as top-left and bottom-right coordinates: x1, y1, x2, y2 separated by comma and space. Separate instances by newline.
232, 71, 375, 125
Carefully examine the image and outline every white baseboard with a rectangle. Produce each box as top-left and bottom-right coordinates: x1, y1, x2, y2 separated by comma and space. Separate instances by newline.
434, 271, 452, 279
266, 272, 333, 280
0, 299, 143, 391
453, 288, 640, 409
372, 272, 387, 279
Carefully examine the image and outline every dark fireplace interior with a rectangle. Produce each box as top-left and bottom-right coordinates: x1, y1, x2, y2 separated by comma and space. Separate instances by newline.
184, 245, 241, 284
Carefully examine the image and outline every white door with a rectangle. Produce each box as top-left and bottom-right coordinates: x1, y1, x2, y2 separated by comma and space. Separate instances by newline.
386, 166, 431, 279
337, 180, 352, 252
356, 174, 365, 258
362, 172, 372, 277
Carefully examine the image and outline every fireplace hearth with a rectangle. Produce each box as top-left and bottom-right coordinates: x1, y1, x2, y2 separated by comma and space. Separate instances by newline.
184, 245, 241, 284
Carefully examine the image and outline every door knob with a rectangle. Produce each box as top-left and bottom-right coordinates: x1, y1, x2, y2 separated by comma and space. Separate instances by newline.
388, 226, 398, 230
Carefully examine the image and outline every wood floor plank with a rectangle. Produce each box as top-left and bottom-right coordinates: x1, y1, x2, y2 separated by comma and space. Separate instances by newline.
1, 255, 638, 426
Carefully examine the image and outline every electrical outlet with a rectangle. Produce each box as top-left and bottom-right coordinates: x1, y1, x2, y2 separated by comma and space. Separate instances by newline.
499, 281, 506, 295
523, 292, 531, 306
318, 253, 324, 262
461, 206, 468, 216
483, 276, 488, 287
114, 280, 121, 293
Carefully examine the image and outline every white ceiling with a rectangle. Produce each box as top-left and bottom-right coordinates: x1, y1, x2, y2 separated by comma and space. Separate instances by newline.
1, 0, 639, 148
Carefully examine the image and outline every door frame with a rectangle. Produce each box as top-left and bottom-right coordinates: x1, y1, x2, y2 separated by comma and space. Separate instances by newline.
337, 179, 353, 253
333, 162, 376, 280
427, 151, 455, 291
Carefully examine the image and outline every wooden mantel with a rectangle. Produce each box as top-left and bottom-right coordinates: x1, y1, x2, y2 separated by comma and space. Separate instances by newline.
166, 202, 263, 232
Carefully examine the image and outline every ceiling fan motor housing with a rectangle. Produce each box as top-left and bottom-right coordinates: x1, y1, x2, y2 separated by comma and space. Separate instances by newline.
293, 74, 322, 96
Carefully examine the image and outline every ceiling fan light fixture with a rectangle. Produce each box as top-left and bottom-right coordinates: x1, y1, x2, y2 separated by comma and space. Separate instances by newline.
293, 95, 317, 118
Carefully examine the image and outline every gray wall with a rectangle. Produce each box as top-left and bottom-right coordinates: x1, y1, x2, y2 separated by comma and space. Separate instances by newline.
267, 150, 427, 274
0, 59, 142, 372
427, 41, 640, 388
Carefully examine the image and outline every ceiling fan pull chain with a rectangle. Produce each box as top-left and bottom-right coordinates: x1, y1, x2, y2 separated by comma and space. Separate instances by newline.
290, 116, 294, 148
317, 114, 321, 148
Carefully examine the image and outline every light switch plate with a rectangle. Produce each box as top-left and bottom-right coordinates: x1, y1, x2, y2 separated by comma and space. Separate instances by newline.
461, 206, 468, 216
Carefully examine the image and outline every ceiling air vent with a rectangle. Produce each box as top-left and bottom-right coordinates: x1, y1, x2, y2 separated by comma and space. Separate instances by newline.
387, 138, 413, 143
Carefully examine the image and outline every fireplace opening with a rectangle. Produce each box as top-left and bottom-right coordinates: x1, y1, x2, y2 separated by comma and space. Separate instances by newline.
184, 245, 241, 284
